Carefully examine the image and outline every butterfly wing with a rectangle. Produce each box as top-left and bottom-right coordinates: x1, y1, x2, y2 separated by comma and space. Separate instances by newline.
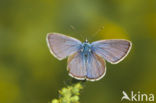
86, 53, 106, 81
67, 52, 86, 80
47, 33, 82, 60
67, 52, 106, 81
91, 39, 132, 64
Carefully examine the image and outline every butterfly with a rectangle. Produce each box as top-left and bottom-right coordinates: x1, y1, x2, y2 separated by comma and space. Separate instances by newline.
46, 33, 132, 81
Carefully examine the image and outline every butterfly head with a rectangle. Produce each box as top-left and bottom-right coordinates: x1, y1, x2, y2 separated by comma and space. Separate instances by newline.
83, 38, 90, 47
81, 40, 91, 55
85, 38, 88, 43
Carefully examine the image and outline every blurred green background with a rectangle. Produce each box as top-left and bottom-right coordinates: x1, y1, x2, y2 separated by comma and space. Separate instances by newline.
0, 0, 156, 103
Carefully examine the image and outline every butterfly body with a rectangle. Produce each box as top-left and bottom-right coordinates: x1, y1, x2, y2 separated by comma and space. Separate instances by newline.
81, 41, 91, 60
47, 33, 132, 81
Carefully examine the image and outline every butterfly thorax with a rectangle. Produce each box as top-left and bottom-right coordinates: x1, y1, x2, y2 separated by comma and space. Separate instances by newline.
81, 42, 91, 59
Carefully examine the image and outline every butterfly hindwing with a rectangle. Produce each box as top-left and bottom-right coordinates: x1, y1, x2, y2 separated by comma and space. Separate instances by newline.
91, 39, 132, 64
67, 51, 106, 81
47, 33, 82, 60
67, 52, 86, 80
86, 53, 106, 81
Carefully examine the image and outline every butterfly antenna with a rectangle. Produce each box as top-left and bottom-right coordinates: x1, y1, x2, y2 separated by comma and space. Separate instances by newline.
90, 26, 105, 41
70, 25, 85, 41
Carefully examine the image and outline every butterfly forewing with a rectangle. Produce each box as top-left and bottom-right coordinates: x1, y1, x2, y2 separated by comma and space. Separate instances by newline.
91, 39, 132, 64
47, 33, 82, 60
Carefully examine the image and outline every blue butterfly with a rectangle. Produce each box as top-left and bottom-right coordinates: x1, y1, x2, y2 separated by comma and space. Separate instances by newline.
46, 33, 132, 81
